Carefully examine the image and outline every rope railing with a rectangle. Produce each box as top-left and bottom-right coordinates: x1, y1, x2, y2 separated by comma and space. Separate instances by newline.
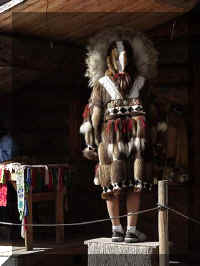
0, 206, 158, 227
0, 204, 200, 227
2, 179, 200, 266
157, 203, 200, 226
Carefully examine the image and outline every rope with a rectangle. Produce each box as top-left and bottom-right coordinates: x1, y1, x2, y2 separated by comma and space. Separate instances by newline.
0, 206, 158, 227
157, 203, 200, 226
1, 203, 200, 228
167, 205, 200, 226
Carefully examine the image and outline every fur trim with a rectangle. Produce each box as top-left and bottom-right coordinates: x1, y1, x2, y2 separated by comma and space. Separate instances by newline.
91, 106, 102, 145
118, 142, 129, 157
111, 160, 126, 184
134, 158, 143, 180
129, 76, 145, 98
118, 142, 125, 154
94, 176, 100, 185
83, 147, 98, 161
98, 143, 111, 164
85, 27, 158, 87
99, 164, 111, 187
134, 137, 145, 151
107, 143, 114, 159
80, 121, 92, 134
128, 138, 134, 154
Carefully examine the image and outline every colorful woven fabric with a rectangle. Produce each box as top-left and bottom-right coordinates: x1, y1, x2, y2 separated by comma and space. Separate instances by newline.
0, 184, 7, 206
16, 167, 25, 221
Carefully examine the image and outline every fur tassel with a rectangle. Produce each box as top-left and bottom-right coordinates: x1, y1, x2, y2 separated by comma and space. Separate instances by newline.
94, 164, 100, 185
106, 120, 115, 144
92, 106, 102, 129
94, 176, 100, 185
128, 138, 134, 155
134, 158, 143, 181
134, 137, 141, 151
141, 138, 146, 150
118, 142, 125, 153
80, 121, 92, 134
134, 137, 145, 151
117, 142, 130, 158
83, 147, 98, 161
107, 143, 114, 159
99, 164, 111, 187
98, 143, 111, 164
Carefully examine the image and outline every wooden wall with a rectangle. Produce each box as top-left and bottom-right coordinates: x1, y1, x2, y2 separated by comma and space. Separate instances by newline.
188, 12, 200, 251
146, 12, 200, 252
0, 36, 88, 163
1, 9, 200, 252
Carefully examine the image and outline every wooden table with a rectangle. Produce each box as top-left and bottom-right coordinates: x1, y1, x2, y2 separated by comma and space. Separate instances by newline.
24, 178, 65, 251
3, 163, 70, 251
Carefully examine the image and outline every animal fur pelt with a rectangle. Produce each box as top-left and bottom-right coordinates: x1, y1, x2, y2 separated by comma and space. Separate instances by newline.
80, 121, 92, 134
83, 147, 98, 161
85, 26, 158, 88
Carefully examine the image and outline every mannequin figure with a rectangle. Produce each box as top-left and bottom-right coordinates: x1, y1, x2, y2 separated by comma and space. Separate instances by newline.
80, 28, 158, 242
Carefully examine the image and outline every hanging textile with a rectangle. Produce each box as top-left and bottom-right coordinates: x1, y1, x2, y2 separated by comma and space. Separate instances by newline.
0, 166, 9, 206
0, 184, 7, 206
16, 166, 25, 221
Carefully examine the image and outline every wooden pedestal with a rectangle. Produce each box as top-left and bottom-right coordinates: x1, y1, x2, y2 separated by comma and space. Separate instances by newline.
84, 238, 159, 266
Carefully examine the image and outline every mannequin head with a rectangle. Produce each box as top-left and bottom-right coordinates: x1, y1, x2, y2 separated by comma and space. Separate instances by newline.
106, 40, 135, 93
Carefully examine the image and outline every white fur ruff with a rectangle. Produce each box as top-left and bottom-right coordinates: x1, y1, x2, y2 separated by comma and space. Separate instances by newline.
80, 121, 92, 134
85, 27, 158, 88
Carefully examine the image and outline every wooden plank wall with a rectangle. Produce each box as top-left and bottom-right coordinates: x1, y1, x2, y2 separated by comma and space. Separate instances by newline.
146, 12, 200, 251
142, 17, 191, 251
0, 36, 88, 165
188, 12, 200, 251
0, 10, 200, 250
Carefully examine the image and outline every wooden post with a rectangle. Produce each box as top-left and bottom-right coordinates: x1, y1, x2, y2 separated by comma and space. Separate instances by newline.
56, 182, 64, 243
24, 185, 33, 251
158, 180, 169, 266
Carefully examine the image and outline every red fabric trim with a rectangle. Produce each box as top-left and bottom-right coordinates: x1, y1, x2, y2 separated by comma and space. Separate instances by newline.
106, 120, 113, 134
138, 117, 146, 128
95, 164, 99, 174
122, 119, 127, 134
82, 104, 90, 119
114, 119, 120, 133
114, 73, 125, 79
127, 118, 133, 132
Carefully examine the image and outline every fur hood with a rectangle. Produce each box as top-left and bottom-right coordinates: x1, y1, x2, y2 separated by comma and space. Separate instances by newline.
85, 27, 159, 88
